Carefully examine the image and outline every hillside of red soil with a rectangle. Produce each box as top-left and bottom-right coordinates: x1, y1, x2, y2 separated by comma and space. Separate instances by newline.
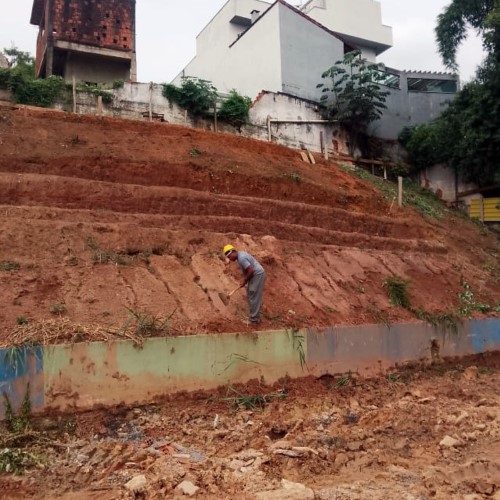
0, 107, 498, 342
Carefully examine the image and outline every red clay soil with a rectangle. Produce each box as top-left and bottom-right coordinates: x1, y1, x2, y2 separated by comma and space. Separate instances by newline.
0, 107, 498, 342
0, 353, 499, 499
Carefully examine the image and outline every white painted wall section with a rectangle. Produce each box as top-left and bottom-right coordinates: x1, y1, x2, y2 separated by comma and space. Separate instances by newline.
173, 0, 272, 86
279, 3, 346, 101
301, 0, 393, 60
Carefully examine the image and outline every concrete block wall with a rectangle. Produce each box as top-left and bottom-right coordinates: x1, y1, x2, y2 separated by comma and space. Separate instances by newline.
1, 319, 499, 419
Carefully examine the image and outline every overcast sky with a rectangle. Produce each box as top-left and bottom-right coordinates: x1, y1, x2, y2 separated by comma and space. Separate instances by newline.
1, 0, 485, 84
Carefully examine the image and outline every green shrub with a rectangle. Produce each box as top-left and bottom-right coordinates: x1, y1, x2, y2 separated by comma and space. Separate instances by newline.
162, 77, 218, 116
218, 89, 252, 125
0, 65, 65, 107
383, 276, 411, 309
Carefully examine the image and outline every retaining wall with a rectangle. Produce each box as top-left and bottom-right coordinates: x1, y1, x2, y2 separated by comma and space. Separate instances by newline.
1, 319, 499, 419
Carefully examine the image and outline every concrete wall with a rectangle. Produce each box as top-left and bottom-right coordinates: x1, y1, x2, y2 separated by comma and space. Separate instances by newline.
417, 163, 477, 202
369, 71, 457, 140
61, 51, 132, 83
54, 82, 339, 153
248, 91, 345, 153
279, 4, 345, 101
1, 319, 499, 419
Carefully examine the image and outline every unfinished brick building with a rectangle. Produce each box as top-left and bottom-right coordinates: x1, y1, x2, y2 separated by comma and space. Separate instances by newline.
30, 0, 137, 83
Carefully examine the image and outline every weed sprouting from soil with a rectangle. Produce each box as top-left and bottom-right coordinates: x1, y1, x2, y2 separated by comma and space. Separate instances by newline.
412, 309, 461, 334
3, 385, 32, 434
335, 371, 354, 388
49, 303, 67, 315
123, 307, 176, 337
0, 385, 43, 474
288, 327, 306, 371
0, 448, 38, 474
86, 236, 127, 265
285, 172, 302, 184
222, 385, 287, 411
220, 353, 263, 374
458, 280, 493, 317
16, 316, 28, 326
86, 238, 165, 267
4, 345, 28, 376
383, 276, 411, 309
0, 261, 21, 272
482, 261, 500, 281
368, 305, 391, 328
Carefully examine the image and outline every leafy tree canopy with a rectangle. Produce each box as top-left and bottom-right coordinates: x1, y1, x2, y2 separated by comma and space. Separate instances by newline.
402, 1, 500, 187
317, 50, 389, 155
436, 0, 500, 70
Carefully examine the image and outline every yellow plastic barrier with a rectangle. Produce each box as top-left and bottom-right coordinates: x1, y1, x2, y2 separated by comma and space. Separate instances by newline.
469, 198, 500, 222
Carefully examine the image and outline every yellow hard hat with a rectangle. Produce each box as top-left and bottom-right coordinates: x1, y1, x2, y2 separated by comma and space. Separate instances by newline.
223, 244, 236, 256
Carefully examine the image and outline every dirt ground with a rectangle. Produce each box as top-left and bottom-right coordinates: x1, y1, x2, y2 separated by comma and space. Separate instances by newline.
0, 107, 498, 342
0, 353, 499, 499
0, 108, 500, 499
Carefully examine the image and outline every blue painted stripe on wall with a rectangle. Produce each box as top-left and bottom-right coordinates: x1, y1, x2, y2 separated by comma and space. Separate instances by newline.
0, 346, 45, 418
470, 318, 500, 353
0, 346, 44, 381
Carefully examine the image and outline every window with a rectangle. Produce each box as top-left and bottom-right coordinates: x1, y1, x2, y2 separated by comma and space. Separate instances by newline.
407, 78, 457, 93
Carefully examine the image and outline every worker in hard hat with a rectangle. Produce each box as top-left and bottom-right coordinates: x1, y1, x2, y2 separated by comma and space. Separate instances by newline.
223, 244, 266, 325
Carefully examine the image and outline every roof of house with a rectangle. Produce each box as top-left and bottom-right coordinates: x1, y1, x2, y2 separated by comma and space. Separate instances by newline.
230, 0, 356, 51
30, 0, 45, 26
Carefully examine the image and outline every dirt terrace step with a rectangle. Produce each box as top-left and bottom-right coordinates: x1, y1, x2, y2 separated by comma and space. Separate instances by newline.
0, 209, 447, 254
0, 173, 431, 241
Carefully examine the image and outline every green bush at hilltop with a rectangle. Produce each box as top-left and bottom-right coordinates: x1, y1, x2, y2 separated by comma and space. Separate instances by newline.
0, 47, 66, 108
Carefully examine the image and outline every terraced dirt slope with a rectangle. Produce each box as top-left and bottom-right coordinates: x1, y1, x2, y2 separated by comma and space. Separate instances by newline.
0, 108, 498, 340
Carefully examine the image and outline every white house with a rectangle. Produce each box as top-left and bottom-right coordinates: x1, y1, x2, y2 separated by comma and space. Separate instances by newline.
173, 0, 372, 101
173, 0, 458, 141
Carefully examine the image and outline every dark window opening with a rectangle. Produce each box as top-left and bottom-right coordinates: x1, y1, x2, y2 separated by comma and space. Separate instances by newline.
407, 77, 457, 93
105, 12, 110, 18
123, 37, 127, 41
113, 38, 118, 44
96, 36, 101, 41
116, 19, 121, 24
102, 32, 107, 38
72, 28, 76, 32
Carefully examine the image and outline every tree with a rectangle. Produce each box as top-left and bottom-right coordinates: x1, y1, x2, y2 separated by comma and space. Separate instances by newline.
412, 0, 500, 186
3, 47, 35, 69
435, 0, 499, 70
317, 50, 389, 155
